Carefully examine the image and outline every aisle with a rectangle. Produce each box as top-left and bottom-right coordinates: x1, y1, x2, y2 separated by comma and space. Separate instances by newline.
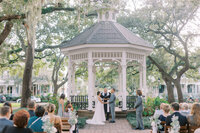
79, 119, 151, 133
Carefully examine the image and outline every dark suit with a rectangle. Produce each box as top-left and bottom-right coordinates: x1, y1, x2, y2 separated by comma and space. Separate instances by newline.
134, 96, 144, 129
166, 112, 188, 126
100, 92, 111, 120
0, 118, 13, 132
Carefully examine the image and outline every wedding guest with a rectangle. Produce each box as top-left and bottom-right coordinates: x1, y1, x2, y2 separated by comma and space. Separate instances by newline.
3, 102, 14, 120
134, 90, 144, 130
27, 101, 36, 117
166, 102, 188, 126
64, 101, 73, 118
58, 93, 65, 117
194, 128, 200, 133
195, 98, 199, 103
180, 103, 190, 116
47, 103, 62, 133
187, 103, 200, 126
158, 104, 170, 132
153, 103, 165, 117
28, 105, 45, 132
0, 106, 13, 132
1, 110, 33, 133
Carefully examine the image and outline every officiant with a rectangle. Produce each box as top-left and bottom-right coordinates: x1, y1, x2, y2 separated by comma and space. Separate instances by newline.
100, 88, 111, 120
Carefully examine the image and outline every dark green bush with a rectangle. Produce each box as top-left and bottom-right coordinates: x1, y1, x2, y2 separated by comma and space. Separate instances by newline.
127, 112, 151, 129
77, 117, 88, 129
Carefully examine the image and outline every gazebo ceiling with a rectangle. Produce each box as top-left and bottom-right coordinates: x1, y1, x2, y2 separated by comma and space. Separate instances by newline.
60, 21, 154, 49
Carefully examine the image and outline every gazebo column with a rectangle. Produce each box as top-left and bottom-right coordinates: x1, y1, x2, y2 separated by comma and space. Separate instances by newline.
92, 66, 96, 98
71, 64, 76, 95
142, 56, 147, 95
122, 51, 127, 111
139, 66, 143, 90
67, 56, 72, 99
118, 67, 122, 94
88, 52, 93, 111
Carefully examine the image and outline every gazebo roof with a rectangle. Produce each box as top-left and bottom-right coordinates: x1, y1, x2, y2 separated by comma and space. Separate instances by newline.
61, 21, 154, 49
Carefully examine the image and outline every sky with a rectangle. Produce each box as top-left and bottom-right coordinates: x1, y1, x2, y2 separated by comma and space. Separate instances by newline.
125, 0, 200, 49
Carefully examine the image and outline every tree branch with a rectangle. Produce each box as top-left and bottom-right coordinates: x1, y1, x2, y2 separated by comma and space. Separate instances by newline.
0, 21, 13, 45
148, 56, 175, 82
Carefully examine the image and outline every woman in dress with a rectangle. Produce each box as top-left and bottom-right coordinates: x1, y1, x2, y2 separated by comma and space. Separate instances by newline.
86, 91, 106, 125
58, 94, 65, 117
187, 103, 200, 126
47, 103, 62, 133
2, 110, 33, 133
158, 104, 170, 132
63, 101, 73, 118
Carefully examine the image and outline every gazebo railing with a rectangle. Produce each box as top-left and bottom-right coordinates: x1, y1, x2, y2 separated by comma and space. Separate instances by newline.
70, 95, 88, 110
126, 96, 137, 109
71, 95, 136, 110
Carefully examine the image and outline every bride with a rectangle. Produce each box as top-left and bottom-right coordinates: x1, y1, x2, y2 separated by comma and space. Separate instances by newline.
86, 91, 106, 125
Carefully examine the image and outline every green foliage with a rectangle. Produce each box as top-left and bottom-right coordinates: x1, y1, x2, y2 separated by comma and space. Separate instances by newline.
127, 112, 151, 129
48, 96, 59, 113
143, 97, 168, 116
77, 117, 88, 129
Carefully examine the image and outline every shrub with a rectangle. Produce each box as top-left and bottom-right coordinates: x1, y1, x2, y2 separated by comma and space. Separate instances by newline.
143, 97, 168, 116
77, 117, 88, 129
126, 112, 151, 129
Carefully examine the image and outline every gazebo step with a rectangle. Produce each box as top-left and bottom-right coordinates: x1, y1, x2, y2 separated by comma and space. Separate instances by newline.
77, 110, 134, 118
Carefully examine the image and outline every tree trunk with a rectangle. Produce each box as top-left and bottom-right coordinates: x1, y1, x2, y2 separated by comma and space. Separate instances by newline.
53, 84, 59, 96
21, 42, 34, 107
164, 79, 175, 103
174, 79, 184, 103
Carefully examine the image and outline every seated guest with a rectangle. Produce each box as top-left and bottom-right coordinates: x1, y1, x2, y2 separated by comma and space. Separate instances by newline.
153, 103, 165, 117
187, 103, 200, 126
47, 103, 62, 133
27, 101, 36, 117
180, 103, 190, 116
64, 101, 73, 118
3, 102, 14, 120
194, 128, 200, 133
1, 110, 33, 133
28, 106, 45, 132
158, 104, 170, 132
0, 106, 13, 132
166, 102, 188, 126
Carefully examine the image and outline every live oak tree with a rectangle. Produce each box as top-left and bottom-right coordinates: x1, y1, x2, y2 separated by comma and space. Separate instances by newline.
0, 0, 126, 107
119, 0, 200, 103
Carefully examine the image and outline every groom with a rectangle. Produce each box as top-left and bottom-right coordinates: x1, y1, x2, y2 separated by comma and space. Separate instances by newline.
109, 88, 116, 123
100, 88, 111, 120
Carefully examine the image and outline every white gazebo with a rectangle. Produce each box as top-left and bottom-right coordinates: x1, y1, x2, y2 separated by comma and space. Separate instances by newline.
60, 10, 154, 111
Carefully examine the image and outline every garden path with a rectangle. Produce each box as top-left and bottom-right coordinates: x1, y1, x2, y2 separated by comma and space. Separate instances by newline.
79, 119, 151, 133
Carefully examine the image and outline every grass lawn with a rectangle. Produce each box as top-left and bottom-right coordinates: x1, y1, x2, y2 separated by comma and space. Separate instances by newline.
0, 103, 21, 108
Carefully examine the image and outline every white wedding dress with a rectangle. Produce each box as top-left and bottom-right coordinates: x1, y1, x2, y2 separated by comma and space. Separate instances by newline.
86, 96, 106, 125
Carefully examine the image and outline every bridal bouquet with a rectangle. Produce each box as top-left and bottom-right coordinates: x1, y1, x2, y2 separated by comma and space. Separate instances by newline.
68, 110, 78, 126
150, 114, 162, 133
42, 116, 57, 133
168, 115, 180, 133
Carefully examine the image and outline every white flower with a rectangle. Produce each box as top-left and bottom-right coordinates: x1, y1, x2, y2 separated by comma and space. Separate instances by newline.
169, 115, 180, 133
42, 116, 57, 133
68, 110, 78, 126
150, 114, 162, 132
